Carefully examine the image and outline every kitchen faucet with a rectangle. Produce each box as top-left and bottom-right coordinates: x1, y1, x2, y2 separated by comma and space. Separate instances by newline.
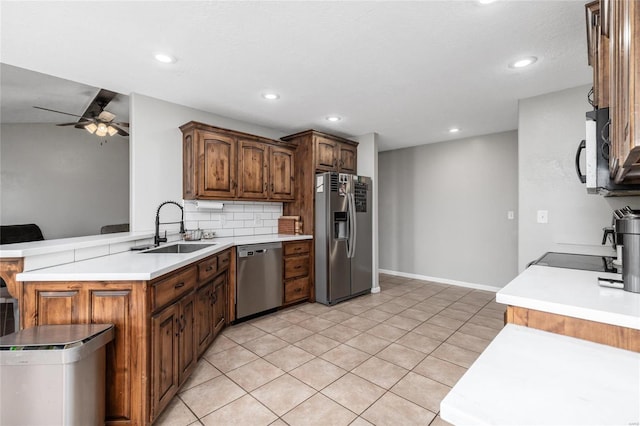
154, 201, 185, 246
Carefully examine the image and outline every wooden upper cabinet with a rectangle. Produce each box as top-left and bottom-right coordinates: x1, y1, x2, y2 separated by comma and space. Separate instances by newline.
269, 146, 295, 200
238, 139, 268, 199
181, 121, 297, 200
586, 1, 610, 108
339, 143, 357, 174
315, 136, 339, 171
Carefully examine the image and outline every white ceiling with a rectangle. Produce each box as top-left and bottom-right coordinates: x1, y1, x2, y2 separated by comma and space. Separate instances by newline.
0, 1, 591, 151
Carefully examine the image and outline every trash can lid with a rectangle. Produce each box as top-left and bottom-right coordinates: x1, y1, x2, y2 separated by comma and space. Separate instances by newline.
0, 324, 113, 348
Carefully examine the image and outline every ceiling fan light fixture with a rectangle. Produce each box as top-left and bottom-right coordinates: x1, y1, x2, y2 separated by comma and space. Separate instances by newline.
96, 123, 108, 137
84, 122, 98, 134
107, 126, 118, 137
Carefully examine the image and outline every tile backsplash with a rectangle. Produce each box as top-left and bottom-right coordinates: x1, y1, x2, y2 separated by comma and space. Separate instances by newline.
182, 200, 283, 237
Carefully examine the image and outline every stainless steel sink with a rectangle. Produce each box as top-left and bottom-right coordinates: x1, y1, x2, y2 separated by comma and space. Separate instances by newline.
142, 243, 217, 254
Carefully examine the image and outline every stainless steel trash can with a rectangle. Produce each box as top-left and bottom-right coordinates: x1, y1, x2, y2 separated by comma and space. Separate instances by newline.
0, 324, 114, 426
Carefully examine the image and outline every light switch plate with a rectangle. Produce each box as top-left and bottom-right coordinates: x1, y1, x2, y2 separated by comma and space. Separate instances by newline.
537, 210, 548, 224
507, 211, 515, 220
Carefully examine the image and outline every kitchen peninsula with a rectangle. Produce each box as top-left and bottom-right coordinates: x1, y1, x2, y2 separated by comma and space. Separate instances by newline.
0, 231, 312, 426
441, 263, 640, 425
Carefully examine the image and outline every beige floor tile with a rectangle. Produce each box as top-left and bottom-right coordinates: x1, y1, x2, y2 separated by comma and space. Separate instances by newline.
320, 324, 362, 343
459, 322, 500, 340
277, 309, 314, 324
412, 322, 456, 341
390, 371, 451, 413
272, 324, 315, 343
202, 334, 238, 356
298, 316, 335, 332
242, 334, 290, 357
351, 356, 408, 389
269, 420, 288, 426
294, 333, 341, 356
345, 333, 391, 355
359, 308, 394, 322
341, 316, 379, 332
410, 302, 445, 315
431, 342, 480, 368
321, 373, 385, 414
181, 358, 222, 391
430, 414, 454, 426
320, 309, 355, 323
263, 345, 316, 372
251, 315, 293, 333
179, 375, 246, 418
298, 302, 334, 315
367, 323, 408, 343
320, 344, 372, 371
449, 301, 483, 314
349, 417, 374, 426
383, 315, 422, 331
361, 392, 435, 426
412, 356, 467, 387
204, 345, 259, 373
439, 307, 475, 322
446, 331, 492, 353
251, 374, 316, 416
200, 394, 277, 426
290, 357, 347, 390
476, 306, 506, 320
390, 296, 419, 308
395, 332, 441, 354
226, 358, 285, 391
426, 314, 465, 330
467, 314, 504, 330
397, 307, 435, 322
282, 393, 357, 426
336, 303, 370, 315
222, 323, 267, 344
376, 302, 407, 315
376, 343, 427, 370
153, 396, 197, 426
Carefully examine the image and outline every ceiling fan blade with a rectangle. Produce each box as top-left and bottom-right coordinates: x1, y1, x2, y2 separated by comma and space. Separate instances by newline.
98, 110, 116, 122
112, 121, 130, 127
82, 89, 118, 120
110, 124, 129, 137
33, 106, 84, 118
56, 121, 91, 127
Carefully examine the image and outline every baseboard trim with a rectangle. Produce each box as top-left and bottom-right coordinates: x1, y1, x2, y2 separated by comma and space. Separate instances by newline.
378, 269, 501, 293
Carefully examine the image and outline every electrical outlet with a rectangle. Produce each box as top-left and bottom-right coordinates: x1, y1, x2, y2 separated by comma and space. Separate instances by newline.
537, 210, 548, 224
507, 211, 515, 220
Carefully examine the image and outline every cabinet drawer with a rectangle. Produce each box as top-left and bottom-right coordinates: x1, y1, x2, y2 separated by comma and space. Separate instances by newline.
218, 249, 231, 270
284, 255, 309, 280
284, 277, 309, 303
198, 255, 218, 282
284, 241, 310, 256
152, 267, 197, 311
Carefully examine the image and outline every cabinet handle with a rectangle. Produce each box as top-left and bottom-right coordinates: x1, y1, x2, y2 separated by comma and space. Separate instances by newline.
295, 265, 302, 269
175, 318, 181, 337
205, 265, 213, 272
271, 183, 274, 192
175, 281, 185, 289
264, 182, 268, 191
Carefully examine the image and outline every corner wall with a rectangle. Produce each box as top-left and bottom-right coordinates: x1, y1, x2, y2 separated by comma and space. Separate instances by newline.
378, 131, 519, 289
517, 85, 640, 270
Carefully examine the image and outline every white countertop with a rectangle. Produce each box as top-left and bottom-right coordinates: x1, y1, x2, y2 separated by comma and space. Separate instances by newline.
497, 265, 640, 330
16, 234, 312, 282
0, 232, 155, 258
440, 324, 640, 426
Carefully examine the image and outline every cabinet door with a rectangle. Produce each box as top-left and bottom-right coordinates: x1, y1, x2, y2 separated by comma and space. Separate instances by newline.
338, 144, 357, 174
30, 288, 82, 325
238, 140, 268, 199
151, 303, 180, 418
212, 274, 227, 337
315, 136, 339, 171
269, 146, 295, 200
195, 284, 214, 357
178, 293, 197, 385
200, 132, 237, 198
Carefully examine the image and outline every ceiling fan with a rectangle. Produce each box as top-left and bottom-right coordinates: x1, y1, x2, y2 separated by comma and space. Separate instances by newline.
34, 89, 129, 137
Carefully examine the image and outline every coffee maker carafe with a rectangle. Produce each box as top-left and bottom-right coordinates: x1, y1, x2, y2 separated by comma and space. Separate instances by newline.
615, 207, 640, 293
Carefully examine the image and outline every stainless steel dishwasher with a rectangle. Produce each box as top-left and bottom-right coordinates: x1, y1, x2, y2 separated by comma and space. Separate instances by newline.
236, 242, 283, 320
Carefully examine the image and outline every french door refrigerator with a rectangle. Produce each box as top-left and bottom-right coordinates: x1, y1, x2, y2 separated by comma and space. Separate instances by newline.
315, 172, 372, 305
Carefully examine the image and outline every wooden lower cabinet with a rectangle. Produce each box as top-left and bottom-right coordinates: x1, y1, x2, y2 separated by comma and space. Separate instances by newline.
20, 249, 231, 425
283, 241, 312, 305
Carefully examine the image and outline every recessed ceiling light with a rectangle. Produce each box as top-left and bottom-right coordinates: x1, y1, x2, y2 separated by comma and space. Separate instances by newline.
326, 116, 342, 122
262, 93, 280, 100
478, 0, 498, 4
154, 53, 176, 64
509, 56, 538, 69
449, 128, 461, 133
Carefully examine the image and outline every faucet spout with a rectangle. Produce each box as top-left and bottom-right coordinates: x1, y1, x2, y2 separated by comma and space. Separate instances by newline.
154, 201, 185, 246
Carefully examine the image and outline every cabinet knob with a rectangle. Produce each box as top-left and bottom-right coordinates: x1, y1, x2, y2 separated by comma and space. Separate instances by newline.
205, 265, 213, 272
175, 281, 185, 289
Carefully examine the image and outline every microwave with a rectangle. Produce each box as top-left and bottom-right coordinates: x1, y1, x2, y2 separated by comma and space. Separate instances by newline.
576, 107, 640, 196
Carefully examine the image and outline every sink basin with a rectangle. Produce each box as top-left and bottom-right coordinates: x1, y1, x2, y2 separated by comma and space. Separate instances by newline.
143, 243, 217, 254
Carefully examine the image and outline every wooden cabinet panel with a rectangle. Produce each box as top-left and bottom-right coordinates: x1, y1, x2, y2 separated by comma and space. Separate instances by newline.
183, 133, 196, 199
284, 255, 310, 280
151, 303, 180, 418
238, 140, 268, 199
218, 249, 231, 271
195, 283, 213, 357
178, 293, 196, 385
282, 240, 312, 305
339, 144, 357, 174
34, 290, 82, 325
200, 132, 237, 198
284, 241, 310, 256
213, 274, 227, 336
269, 146, 295, 200
198, 255, 218, 282
284, 277, 310, 304
315, 136, 339, 171
151, 266, 196, 312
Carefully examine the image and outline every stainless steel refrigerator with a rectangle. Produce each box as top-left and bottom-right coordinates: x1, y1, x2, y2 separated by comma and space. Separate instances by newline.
315, 172, 372, 305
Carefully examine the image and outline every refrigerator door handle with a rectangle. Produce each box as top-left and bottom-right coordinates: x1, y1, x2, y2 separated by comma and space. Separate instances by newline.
348, 192, 357, 258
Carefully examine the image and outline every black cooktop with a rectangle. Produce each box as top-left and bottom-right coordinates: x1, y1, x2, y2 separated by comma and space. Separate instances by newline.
530, 252, 617, 273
